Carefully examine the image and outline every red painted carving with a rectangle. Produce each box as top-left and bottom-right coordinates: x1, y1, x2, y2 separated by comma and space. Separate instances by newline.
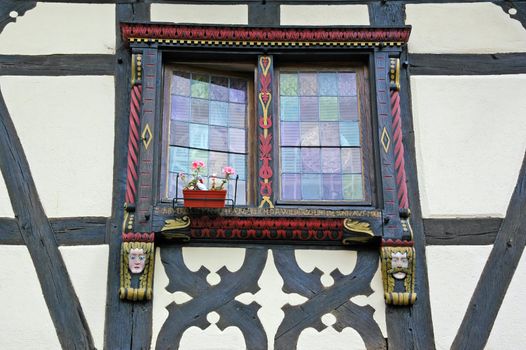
122, 232, 155, 242
390, 90, 409, 209
125, 84, 142, 204
382, 238, 413, 247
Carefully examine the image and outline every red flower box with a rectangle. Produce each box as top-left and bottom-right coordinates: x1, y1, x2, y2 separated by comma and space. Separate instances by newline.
183, 189, 226, 208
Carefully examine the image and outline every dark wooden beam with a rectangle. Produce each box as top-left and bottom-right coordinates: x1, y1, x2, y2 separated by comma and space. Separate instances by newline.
0, 89, 94, 348
0, 54, 115, 76
410, 53, 526, 75
0, 217, 107, 245
424, 218, 502, 245
104, 3, 151, 350
452, 150, 526, 350
0, 0, 36, 34
248, 3, 280, 25
369, 0, 405, 25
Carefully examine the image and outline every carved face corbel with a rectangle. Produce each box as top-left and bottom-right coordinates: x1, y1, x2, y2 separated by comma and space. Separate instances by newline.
380, 244, 416, 305
120, 241, 155, 301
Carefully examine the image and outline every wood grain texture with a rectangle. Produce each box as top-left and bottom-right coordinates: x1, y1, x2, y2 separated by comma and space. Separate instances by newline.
0, 217, 107, 245
369, 1, 405, 26
410, 53, 526, 75
0, 54, 115, 76
424, 218, 502, 245
0, 88, 94, 349
248, 3, 280, 25
451, 150, 526, 350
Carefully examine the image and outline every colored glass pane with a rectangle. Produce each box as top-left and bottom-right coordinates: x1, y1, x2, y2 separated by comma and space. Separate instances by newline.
341, 148, 362, 174
281, 148, 301, 173
169, 147, 188, 173
229, 103, 246, 128
339, 96, 358, 121
229, 154, 246, 180
282, 173, 301, 200
189, 123, 209, 149
191, 74, 209, 99
210, 76, 229, 101
301, 148, 321, 173
171, 121, 189, 147
343, 174, 364, 200
230, 78, 247, 103
189, 149, 208, 168
318, 73, 338, 96
171, 96, 190, 121
319, 97, 339, 121
319, 122, 340, 146
338, 73, 356, 96
300, 97, 319, 121
322, 174, 343, 200
280, 73, 298, 96
171, 71, 190, 96
209, 126, 228, 152
210, 101, 228, 126
208, 151, 228, 176
300, 122, 320, 146
301, 174, 321, 200
280, 122, 300, 146
321, 148, 341, 173
229, 128, 246, 153
191, 98, 209, 124
339, 121, 360, 146
280, 96, 300, 121
299, 73, 318, 96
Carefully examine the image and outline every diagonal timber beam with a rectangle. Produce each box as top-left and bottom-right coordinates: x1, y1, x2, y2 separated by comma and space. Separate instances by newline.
0, 88, 94, 349
451, 150, 526, 350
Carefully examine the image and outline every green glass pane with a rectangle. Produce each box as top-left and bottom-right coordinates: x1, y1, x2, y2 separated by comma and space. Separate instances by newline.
343, 174, 364, 200
280, 96, 299, 121
189, 149, 208, 172
191, 74, 209, 99
280, 73, 298, 96
319, 97, 339, 121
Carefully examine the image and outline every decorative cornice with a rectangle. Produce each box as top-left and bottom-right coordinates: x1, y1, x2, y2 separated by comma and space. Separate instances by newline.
121, 23, 411, 49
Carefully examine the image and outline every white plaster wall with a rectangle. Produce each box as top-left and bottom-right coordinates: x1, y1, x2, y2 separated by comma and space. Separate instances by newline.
280, 5, 369, 25
0, 245, 61, 350
0, 174, 14, 217
151, 4, 248, 25
486, 251, 526, 349
426, 245, 492, 350
411, 75, 526, 218
0, 76, 114, 217
60, 245, 109, 350
406, 3, 526, 53
0, 3, 115, 55
152, 248, 386, 349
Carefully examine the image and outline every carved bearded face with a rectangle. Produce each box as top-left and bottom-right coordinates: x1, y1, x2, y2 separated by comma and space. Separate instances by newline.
128, 248, 147, 274
391, 252, 409, 280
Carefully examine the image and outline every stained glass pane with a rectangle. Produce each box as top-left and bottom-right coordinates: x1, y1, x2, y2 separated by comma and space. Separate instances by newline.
281, 148, 301, 173
171, 96, 190, 121
299, 73, 318, 96
301, 148, 321, 173
230, 79, 247, 103
341, 148, 362, 174
280, 96, 300, 121
208, 151, 228, 176
280, 73, 298, 96
339, 121, 360, 146
171, 121, 189, 147
189, 149, 208, 168
343, 174, 364, 200
319, 73, 338, 96
229, 103, 246, 128
191, 99, 209, 124
280, 122, 300, 146
319, 97, 339, 121
191, 74, 209, 99
339, 96, 358, 121
300, 97, 319, 121
229, 154, 246, 180
338, 73, 356, 96
321, 148, 341, 173
282, 174, 301, 200
302, 174, 321, 200
322, 174, 343, 200
209, 126, 228, 152
320, 122, 340, 146
169, 147, 188, 173
171, 71, 191, 96
229, 128, 246, 153
210, 101, 228, 126
300, 122, 320, 146
210, 76, 229, 101
189, 123, 209, 149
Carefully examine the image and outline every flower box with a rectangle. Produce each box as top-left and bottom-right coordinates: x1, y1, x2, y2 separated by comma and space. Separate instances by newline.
183, 189, 227, 208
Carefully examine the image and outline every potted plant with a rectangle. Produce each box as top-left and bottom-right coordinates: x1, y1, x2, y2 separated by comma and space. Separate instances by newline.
179, 160, 236, 208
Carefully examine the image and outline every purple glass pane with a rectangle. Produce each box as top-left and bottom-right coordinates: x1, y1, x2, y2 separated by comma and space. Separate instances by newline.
208, 151, 228, 177
281, 148, 301, 173
320, 122, 340, 146
341, 148, 362, 174
301, 148, 321, 173
338, 73, 356, 96
210, 101, 228, 126
191, 98, 209, 124
318, 73, 338, 96
230, 79, 247, 103
229, 128, 246, 153
229, 103, 246, 128
299, 73, 318, 96
171, 71, 191, 96
170, 121, 189, 147
321, 148, 341, 173
339, 96, 358, 121
282, 174, 301, 200
300, 97, 319, 121
171, 96, 190, 121
280, 122, 300, 146
209, 126, 228, 152
210, 76, 229, 101
300, 122, 320, 146
322, 174, 343, 200
301, 174, 321, 200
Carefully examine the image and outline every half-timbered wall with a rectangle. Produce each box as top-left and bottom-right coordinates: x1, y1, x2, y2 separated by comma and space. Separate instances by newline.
1, 2, 525, 350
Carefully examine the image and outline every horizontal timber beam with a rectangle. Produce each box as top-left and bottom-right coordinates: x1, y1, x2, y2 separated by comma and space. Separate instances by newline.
424, 218, 502, 245
410, 53, 526, 75
0, 54, 115, 76
0, 217, 107, 245
33, 0, 525, 4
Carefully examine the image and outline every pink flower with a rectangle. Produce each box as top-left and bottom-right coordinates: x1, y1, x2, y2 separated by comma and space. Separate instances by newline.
192, 160, 206, 170
222, 166, 235, 176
